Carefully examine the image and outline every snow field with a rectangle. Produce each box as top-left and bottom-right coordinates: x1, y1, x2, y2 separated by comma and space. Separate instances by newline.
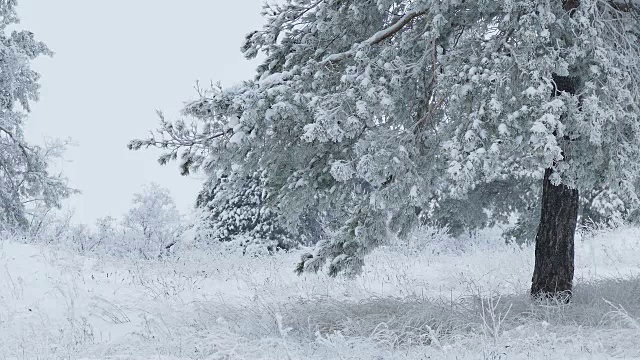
1, 226, 640, 359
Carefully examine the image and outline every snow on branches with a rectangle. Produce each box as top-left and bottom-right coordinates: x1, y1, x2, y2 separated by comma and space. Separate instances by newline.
131, 0, 640, 275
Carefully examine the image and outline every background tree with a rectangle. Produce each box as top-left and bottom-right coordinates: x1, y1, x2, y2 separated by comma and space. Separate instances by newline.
122, 183, 184, 258
131, 0, 640, 299
195, 171, 324, 255
0, 2, 73, 229
444, 177, 639, 245
194, 172, 297, 254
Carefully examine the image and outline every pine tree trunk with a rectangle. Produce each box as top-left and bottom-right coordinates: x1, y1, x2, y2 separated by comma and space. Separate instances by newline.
531, 168, 579, 300
530, 0, 582, 300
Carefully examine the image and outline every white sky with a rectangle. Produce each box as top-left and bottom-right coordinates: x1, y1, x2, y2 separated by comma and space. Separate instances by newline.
18, 0, 264, 224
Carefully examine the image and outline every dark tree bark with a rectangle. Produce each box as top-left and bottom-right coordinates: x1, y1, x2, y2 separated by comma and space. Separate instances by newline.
531, 168, 579, 299
530, 0, 582, 300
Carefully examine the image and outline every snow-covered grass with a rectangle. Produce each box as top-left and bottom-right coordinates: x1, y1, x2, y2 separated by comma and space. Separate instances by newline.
2, 226, 640, 359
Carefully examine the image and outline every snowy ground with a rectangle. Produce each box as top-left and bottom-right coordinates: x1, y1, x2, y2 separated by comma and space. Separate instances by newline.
2, 226, 640, 359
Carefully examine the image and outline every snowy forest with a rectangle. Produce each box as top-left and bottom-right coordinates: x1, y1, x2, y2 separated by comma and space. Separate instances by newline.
3, 0, 640, 358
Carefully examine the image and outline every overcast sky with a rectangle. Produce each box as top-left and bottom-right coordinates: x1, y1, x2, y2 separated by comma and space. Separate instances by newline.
17, 0, 264, 224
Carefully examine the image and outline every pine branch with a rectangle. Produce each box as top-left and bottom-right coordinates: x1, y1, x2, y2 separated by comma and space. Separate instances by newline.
320, 9, 428, 64
607, 0, 640, 12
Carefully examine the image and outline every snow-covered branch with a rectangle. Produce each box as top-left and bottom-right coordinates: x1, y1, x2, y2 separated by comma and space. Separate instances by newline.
0, 125, 32, 163
321, 9, 428, 64
606, 0, 640, 11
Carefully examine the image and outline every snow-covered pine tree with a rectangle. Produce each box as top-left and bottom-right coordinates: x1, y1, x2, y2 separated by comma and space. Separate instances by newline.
131, 0, 640, 298
194, 171, 299, 254
0, 1, 73, 229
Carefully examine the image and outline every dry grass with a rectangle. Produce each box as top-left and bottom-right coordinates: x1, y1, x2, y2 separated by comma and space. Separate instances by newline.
2, 225, 640, 359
